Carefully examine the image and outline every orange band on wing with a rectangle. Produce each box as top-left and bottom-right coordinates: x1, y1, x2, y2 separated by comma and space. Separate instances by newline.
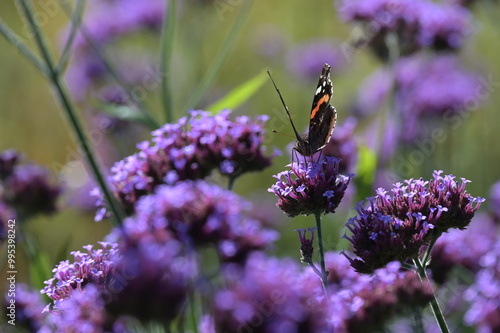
310, 95, 330, 120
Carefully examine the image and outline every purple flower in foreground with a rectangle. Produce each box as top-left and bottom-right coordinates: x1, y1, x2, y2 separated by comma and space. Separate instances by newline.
41, 242, 118, 305
327, 260, 434, 332
344, 170, 484, 273
104, 239, 197, 324
464, 240, 500, 332
204, 252, 330, 333
100, 110, 277, 217
110, 180, 278, 263
42, 284, 108, 333
268, 157, 353, 217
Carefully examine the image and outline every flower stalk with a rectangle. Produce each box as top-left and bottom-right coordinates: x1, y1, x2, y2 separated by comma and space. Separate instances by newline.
18, 0, 125, 224
315, 212, 328, 291
413, 258, 450, 333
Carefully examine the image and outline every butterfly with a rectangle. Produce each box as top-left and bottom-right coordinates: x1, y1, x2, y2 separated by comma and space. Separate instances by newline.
267, 64, 337, 159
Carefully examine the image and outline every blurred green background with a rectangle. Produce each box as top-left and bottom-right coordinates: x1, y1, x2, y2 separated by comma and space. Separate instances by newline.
1, 0, 500, 297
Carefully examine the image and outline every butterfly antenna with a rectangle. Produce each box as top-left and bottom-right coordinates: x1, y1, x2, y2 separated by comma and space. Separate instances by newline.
266, 68, 302, 140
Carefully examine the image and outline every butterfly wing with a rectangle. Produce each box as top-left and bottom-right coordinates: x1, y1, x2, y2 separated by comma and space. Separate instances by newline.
307, 64, 336, 152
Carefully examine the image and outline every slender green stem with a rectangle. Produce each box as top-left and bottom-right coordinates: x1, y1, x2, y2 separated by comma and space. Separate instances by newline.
413, 258, 450, 333
189, 291, 199, 333
227, 176, 236, 190
422, 235, 439, 267
19, 0, 125, 224
0, 19, 49, 75
314, 212, 328, 291
160, 0, 176, 123
185, 0, 253, 110
56, 0, 85, 74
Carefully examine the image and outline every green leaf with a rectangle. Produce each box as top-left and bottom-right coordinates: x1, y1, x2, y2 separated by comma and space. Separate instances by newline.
354, 145, 377, 201
99, 104, 161, 130
206, 71, 267, 114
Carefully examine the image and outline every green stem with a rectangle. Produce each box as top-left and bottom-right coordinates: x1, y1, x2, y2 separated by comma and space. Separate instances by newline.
160, 0, 176, 123
19, 0, 125, 224
56, 0, 85, 75
227, 176, 236, 190
314, 212, 328, 291
185, 0, 253, 111
422, 234, 439, 267
413, 258, 450, 333
0, 19, 49, 75
189, 291, 199, 333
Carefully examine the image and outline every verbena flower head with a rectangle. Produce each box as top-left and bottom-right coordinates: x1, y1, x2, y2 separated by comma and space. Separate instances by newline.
111, 180, 278, 263
268, 157, 353, 217
339, 0, 472, 59
464, 240, 500, 332
98, 110, 277, 217
344, 170, 484, 273
205, 252, 330, 333
42, 284, 108, 333
104, 238, 197, 324
327, 260, 434, 331
41, 242, 118, 305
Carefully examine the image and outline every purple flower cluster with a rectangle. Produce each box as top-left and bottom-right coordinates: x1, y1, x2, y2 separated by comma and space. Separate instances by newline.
41, 285, 108, 333
429, 213, 498, 284
344, 170, 484, 273
104, 238, 197, 324
41, 242, 118, 305
111, 180, 278, 262
353, 54, 480, 143
286, 39, 346, 81
339, 0, 472, 59
327, 259, 434, 332
0, 150, 62, 220
464, 240, 500, 332
102, 110, 276, 216
202, 252, 433, 333
68, 0, 165, 52
268, 157, 353, 217
201, 252, 330, 333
